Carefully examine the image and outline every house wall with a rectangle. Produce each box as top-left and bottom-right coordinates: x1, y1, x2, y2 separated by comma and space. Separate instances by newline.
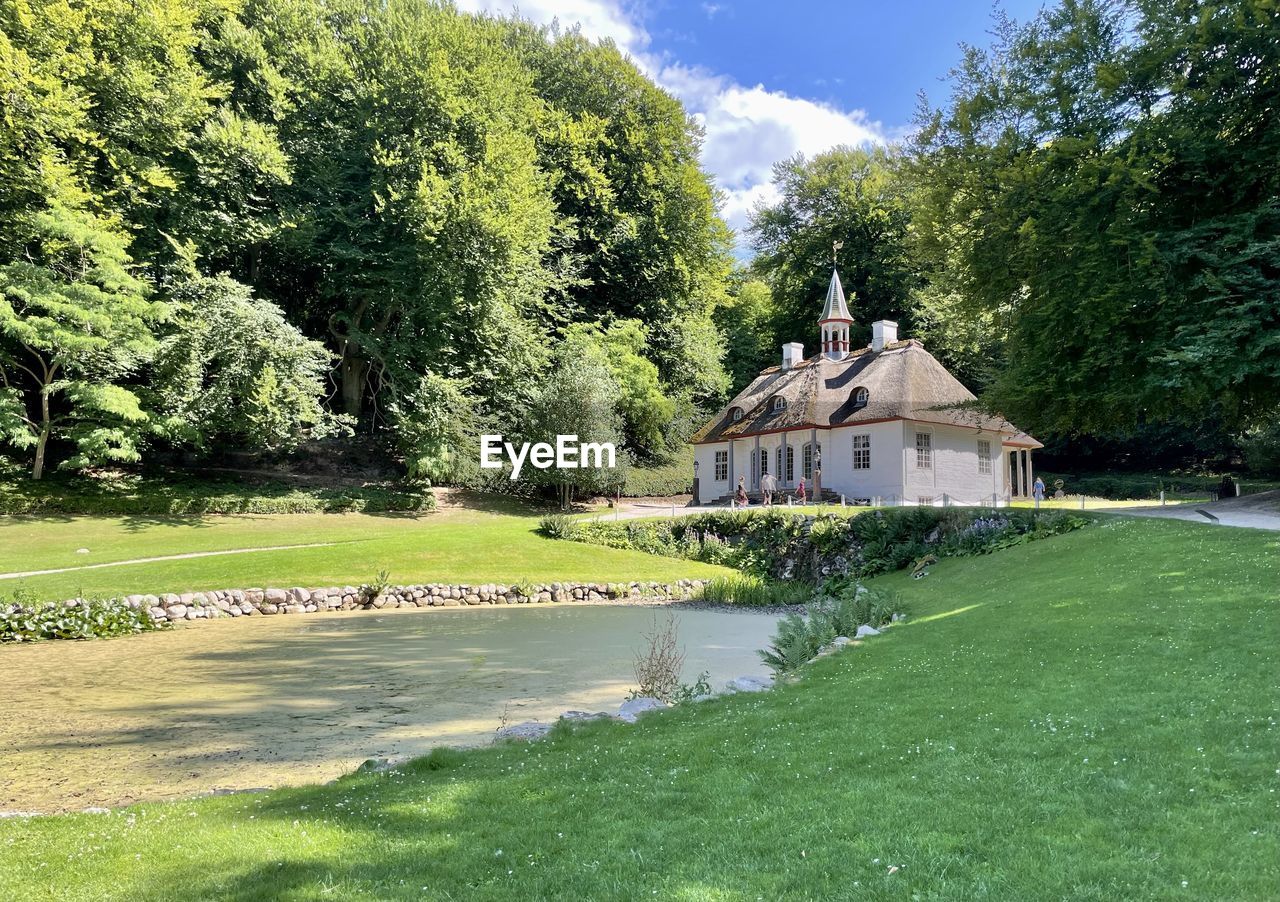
695, 420, 1012, 505
900, 421, 1005, 506
818, 421, 905, 502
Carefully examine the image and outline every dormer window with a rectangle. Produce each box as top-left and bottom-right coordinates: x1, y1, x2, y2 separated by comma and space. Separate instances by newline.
730, 407, 743, 422
773, 396, 787, 412
852, 387, 869, 408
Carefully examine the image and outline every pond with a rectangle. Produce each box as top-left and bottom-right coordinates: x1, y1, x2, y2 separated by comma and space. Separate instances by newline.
0, 604, 779, 813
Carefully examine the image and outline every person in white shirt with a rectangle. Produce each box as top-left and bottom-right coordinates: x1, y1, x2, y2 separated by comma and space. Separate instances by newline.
760, 472, 777, 506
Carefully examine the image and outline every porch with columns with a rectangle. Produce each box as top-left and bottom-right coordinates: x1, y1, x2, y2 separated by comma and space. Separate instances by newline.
1006, 445, 1035, 498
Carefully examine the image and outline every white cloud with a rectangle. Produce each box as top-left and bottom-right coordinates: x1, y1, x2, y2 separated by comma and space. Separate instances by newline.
454, 1, 888, 254
455, 0, 649, 51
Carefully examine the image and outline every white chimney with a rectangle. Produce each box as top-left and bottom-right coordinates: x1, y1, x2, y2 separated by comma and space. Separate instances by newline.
781, 342, 804, 370
871, 320, 898, 352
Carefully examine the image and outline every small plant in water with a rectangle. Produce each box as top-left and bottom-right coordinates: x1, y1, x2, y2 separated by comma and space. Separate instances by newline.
632, 611, 685, 703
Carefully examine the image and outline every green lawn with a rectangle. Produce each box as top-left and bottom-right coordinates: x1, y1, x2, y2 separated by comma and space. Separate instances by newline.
0, 503, 729, 600
1, 517, 1276, 899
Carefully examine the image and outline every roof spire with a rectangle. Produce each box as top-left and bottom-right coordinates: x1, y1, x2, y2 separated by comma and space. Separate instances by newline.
820, 266, 852, 324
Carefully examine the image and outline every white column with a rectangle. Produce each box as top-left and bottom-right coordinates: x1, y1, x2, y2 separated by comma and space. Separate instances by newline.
728, 438, 736, 495
1026, 450, 1034, 496
1015, 449, 1025, 498
753, 435, 761, 491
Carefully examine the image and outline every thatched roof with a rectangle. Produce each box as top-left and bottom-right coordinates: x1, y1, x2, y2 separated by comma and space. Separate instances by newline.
692, 340, 1041, 447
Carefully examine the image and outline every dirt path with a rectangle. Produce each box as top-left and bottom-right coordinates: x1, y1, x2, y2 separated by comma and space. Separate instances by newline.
0, 542, 342, 581
1112, 490, 1280, 531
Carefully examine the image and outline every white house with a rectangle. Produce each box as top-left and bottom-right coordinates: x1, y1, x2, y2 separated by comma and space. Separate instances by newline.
691, 268, 1041, 506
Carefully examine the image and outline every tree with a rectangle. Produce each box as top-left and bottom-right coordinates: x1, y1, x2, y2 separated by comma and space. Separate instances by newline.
750, 146, 918, 351
150, 274, 343, 454
715, 278, 777, 391
386, 372, 477, 483
524, 344, 629, 509
562, 320, 675, 459
0, 206, 163, 478
907, 0, 1280, 438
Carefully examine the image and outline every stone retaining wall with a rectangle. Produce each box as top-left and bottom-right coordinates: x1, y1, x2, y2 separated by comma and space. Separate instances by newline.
109, 579, 711, 623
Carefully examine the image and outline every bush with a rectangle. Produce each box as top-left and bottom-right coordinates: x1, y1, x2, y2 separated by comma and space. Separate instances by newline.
0, 594, 166, 642
570, 507, 1092, 584
536, 514, 579, 540
759, 587, 901, 675
621, 447, 693, 497
0, 469, 435, 516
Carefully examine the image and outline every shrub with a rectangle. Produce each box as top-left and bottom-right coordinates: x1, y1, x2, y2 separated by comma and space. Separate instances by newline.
569, 507, 1092, 584
0, 595, 166, 642
759, 587, 902, 675
632, 612, 685, 703
696, 574, 812, 607
537, 514, 579, 540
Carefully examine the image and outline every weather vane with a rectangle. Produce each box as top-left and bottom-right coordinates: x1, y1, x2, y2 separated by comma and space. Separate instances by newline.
832, 239, 843, 263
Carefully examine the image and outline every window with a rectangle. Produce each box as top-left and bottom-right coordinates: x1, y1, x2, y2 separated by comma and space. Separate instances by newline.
731, 407, 743, 422
776, 444, 794, 482
758, 447, 768, 476
714, 450, 728, 481
773, 396, 786, 412
977, 439, 992, 475
918, 495, 935, 506
915, 432, 932, 470
802, 443, 813, 479
852, 433, 871, 470
852, 387, 869, 408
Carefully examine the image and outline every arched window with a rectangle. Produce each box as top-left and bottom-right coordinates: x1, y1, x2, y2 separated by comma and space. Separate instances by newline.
773, 396, 787, 412
802, 443, 814, 480
730, 406, 743, 422
852, 387, 869, 408
776, 444, 794, 482
757, 447, 768, 476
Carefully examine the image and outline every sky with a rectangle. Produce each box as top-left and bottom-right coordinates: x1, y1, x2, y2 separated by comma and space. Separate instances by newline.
455, 0, 1048, 252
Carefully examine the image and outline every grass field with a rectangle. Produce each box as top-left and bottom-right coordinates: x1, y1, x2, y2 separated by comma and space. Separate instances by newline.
1, 516, 1275, 899
0, 501, 729, 600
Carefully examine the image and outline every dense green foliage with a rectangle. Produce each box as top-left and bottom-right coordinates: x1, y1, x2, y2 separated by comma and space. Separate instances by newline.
748, 147, 917, 356
570, 507, 1091, 582
1038, 469, 1280, 501
3, 518, 1275, 898
693, 573, 813, 608
0, 0, 731, 487
0, 592, 164, 642
0, 469, 433, 515
760, 586, 900, 674
906, 0, 1280, 439
738, 0, 1280, 475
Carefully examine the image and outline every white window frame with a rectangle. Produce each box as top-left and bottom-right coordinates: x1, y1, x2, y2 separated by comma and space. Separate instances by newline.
915, 431, 933, 470
773, 396, 786, 412
776, 444, 794, 482
758, 447, 768, 476
802, 443, 814, 480
852, 433, 871, 470
714, 450, 728, 482
918, 495, 935, 506
977, 439, 992, 475
731, 407, 743, 422
853, 387, 869, 408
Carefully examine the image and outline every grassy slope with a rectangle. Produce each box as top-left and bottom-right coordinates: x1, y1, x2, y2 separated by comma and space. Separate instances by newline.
0, 506, 728, 599
1, 517, 1276, 900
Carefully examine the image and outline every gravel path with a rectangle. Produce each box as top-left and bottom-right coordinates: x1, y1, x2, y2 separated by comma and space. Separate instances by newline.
1111, 490, 1280, 531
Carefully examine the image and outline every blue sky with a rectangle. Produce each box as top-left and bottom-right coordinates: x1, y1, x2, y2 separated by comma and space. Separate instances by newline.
457, 0, 1047, 248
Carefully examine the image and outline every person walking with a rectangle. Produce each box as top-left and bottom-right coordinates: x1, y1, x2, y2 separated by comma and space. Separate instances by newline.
735, 476, 749, 508
1033, 476, 1046, 506
761, 471, 776, 506
797, 477, 807, 506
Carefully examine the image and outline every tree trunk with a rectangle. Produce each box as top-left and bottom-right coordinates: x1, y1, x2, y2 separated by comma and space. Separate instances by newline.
340, 345, 367, 419
32, 388, 51, 480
